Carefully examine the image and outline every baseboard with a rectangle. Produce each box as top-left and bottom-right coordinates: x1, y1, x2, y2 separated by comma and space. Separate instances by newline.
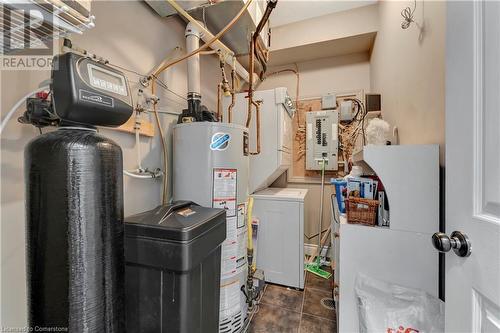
304, 243, 333, 259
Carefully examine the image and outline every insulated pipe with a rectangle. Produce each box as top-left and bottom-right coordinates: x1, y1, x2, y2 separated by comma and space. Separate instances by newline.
255, 0, 278, 41
252, 0, 277, 76
246, 196, 255, 306
185, 22, 202, 98
247, 197, 254, 253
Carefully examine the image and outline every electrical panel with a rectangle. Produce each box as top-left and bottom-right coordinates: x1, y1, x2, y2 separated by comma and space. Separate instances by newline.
306, 110, 339, 171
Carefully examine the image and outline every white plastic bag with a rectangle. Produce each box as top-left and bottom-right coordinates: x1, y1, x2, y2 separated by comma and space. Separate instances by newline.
365, 118, 390, 145
355, 274, 444, 333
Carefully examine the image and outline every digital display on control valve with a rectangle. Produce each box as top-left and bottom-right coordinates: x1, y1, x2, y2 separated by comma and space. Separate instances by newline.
88, 63, 127, 96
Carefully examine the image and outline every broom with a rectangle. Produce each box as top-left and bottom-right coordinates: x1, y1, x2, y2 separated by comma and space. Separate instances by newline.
305, 158, 332, 280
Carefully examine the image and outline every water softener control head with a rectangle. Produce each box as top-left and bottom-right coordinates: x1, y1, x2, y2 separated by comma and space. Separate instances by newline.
51, 52, 133, 127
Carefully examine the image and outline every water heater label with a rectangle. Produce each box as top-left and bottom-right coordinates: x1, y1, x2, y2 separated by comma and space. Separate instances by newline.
212, 168, 237, 217
219, 280, 240, 319
213, 168, 239, 280
221, 216, 238, 279
210, 132, 231, 151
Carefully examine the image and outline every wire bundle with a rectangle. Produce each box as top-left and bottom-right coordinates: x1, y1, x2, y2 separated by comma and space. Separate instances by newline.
338, 98, 367, 162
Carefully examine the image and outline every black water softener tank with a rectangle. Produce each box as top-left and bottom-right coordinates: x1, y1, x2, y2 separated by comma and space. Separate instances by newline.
25, 129, 125, 331
124, 201, 226, 333
24, 52, 133, 332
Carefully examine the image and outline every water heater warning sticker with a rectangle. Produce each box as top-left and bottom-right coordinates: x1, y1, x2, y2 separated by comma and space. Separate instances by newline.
212, 168, 237, 217
221, 216, 238, 279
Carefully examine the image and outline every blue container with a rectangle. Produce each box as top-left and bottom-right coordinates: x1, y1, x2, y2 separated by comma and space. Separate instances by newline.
331, 178, 348, 214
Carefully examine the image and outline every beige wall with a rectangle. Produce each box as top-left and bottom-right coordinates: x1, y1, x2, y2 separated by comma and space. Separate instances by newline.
0, 0, 221, 326
0, 0, 447, 325
370, 0, 446, 163
270, 3, 378, 52
259, 53, 371, 245
259, 52, 371, 99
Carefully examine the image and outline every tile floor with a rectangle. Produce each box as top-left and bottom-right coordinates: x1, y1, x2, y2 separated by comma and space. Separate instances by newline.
248, 267, 336, 333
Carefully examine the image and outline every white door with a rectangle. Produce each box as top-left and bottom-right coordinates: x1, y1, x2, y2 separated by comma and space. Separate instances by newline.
444, 1, 500, 331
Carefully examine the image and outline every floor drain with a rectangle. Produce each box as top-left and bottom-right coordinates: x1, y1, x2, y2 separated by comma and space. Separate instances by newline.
321, 297, 335, 310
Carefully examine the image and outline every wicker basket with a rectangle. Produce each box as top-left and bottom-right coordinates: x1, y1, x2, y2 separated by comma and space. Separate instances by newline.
346, 197, 379, 226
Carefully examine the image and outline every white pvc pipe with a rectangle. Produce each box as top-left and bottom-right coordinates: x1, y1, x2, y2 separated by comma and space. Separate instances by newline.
174, 5, 256, 84
1, 86, 49, 135
186, 22, 201, 96
134, 114, 143, 170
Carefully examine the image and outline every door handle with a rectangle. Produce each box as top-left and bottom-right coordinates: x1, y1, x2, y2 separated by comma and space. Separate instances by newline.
432, 231, 472, 257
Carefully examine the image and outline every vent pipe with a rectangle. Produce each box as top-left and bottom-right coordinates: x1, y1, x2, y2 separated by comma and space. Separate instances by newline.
185, 22, 202, 115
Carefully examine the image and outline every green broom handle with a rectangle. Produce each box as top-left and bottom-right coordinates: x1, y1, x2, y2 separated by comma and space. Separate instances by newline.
318, 158, 326, 254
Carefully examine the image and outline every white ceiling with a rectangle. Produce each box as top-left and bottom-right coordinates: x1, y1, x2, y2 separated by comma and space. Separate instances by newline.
269, 0, 377, 28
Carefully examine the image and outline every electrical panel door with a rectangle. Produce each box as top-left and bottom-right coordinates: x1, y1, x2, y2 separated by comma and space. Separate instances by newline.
306, 110, 339, 170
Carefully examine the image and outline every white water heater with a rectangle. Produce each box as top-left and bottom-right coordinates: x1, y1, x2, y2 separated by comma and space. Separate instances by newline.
173, 122, 249, 333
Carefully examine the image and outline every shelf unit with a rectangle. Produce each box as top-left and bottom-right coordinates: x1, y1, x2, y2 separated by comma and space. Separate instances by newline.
1, 0, 95, 52
333, 144, 440, 333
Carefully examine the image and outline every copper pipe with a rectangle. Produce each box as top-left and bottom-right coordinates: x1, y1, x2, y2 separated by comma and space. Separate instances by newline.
228, 69, 236, 123
216, 83, 223, 122
219, 56, 230, 95
250, 100, 261, 155
152, 0, 254, 77
246, 0, 278, 153
246, 37, 255, 128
